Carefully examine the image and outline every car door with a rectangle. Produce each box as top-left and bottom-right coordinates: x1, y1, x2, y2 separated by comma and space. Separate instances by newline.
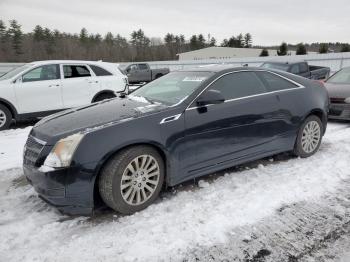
61, 64, 97, 108
181, 71, 282, 180
88, 64, 117, 91
14, 64, 63, 114
137, 64, 151, 82
255, 71, 306, 141
126, 64, 139, 83
299, 62, 312, 78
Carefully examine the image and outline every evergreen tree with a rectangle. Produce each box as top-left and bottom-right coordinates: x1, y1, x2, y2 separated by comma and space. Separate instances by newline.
259, 49, 269, 57
104, 32, 114, 46
8, 20, 23, 56
190, 35, 198, 50
296, 43, 307, 55
221, 38, 229, 47
277, 42, 288, 56
209, 37, 216, 47
79, 28, 88, 43
244, 33, 252, 48
0, 20, 7, 43
197, 34, 206, 49
33, 25, 44, 41
340, 44, 350, 52
130, 29, 150, 61
237, 33, 244, 48
43, 27, 55, 56
319, 43, 329, 54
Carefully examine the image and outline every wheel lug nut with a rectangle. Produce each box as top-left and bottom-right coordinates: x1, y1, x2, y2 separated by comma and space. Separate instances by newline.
138, 183, 141, 187
142, 177, 146, 181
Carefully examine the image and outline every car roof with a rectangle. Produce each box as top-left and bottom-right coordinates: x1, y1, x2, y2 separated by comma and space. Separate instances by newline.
178, 65, 266, 73
263, 60, 306, 66
28, 60, 119, 66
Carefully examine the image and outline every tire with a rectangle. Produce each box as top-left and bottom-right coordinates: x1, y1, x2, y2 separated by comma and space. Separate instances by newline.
155, 74, 163, 79
98, 145, 164, 214
93, 93, 116, 102
0, 104, 12, 131
293, 115, 323, 158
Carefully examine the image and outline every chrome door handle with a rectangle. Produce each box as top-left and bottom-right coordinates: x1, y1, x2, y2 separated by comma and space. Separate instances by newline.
48, 84, 60, 88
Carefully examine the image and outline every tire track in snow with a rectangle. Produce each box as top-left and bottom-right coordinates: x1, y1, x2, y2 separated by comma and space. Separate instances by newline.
184, 180, 350, 262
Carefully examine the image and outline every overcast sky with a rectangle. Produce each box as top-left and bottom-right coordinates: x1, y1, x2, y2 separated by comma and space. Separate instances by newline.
1, 0, 349, 46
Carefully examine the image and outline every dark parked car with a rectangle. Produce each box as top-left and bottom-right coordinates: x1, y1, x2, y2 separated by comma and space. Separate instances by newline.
324, 67, 350, 120
24, 66, 329, 215
261, 61, 330, 80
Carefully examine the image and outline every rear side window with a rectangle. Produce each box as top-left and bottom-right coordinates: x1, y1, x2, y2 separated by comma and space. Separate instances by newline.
63, 65, 91, 78
208, 72, 267, 100
299, 63, 308, 73
22, 64, 60, 82
89, 65, 112, 76
290, 65, 300, 74
256, 71, 298, 92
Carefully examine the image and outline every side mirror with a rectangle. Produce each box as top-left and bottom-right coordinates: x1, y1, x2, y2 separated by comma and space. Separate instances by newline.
13, 77, 22, 84
196, 89, 225, 106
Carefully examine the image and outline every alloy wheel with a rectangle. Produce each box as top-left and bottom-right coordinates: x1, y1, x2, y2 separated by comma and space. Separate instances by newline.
0, 109, 6, 128
301, 120, 321, 153
120, 154, 160, 206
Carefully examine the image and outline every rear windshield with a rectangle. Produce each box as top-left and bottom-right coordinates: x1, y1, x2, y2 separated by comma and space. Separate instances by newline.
327, 68, 350, 84
261, 63, 290, 72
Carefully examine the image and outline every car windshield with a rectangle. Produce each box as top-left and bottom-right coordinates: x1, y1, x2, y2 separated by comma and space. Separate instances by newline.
131, 71, 213, 106
261, 63, 290, 71
327, 68, 350, 84
0, 64, 32, 80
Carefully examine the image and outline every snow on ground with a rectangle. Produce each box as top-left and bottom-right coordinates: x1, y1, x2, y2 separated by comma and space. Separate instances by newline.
0, 122, 350, 261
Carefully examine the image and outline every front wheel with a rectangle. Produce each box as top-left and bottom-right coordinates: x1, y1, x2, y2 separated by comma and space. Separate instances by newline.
98, 146, 164, 214
0, 104, 12, 131
293, 115, 323, 158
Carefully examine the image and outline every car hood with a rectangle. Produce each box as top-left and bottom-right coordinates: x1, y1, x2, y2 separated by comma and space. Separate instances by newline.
324, 83, 350, 98
31, 96, 168, 143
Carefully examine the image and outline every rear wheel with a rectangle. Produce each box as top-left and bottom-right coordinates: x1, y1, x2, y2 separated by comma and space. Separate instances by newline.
93, 93, 116, 102
0, 104, 12, 131
293, 115, 323, 158
98, 146, 164, 214
155, 73, 163, 79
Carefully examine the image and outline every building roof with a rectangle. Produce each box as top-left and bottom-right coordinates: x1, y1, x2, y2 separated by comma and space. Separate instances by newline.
177, 47, 274, 56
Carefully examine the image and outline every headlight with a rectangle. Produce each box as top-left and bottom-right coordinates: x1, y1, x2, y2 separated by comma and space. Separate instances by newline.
43, 133, 84, 168
345, 97, 350, 104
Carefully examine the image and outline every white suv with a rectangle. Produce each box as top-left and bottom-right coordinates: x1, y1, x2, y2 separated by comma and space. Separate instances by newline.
0, 60, 128, 130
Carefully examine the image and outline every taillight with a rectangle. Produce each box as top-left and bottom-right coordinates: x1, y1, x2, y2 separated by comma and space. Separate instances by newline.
313, 80, 325, 87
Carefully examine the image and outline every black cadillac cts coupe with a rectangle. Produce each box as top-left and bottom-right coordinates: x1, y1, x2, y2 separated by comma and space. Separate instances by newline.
24, 66, 329, 215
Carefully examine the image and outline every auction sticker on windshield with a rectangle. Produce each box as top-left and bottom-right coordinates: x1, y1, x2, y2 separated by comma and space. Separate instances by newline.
183, 76, 207, 82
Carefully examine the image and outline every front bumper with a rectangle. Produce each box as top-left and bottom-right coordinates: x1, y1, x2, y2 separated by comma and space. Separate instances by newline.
24, 164, 95, 216
329, 103, 350, 120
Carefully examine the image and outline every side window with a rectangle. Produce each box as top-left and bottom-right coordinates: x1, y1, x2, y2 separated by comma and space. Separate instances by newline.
63, 65, 91, 78
138, 64, 148, 70
256, 71, 299, 92
22, 64, 60, 83
299, 63, 309, 73
129, 65, 138, 71
89, 65, 112, 76
207, 72, 267, 100
290, 65, 300, 74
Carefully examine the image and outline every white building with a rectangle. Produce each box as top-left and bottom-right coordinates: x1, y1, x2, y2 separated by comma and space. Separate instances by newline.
177, 47, 297, 61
